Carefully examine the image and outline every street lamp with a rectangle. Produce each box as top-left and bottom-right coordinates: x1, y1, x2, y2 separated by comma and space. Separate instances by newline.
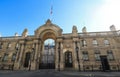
76, 46, 80, 71
32, 48, 35, 61
28, 52, 31, 71
12, 47, 18, 70
58, 45, 60, 71
28, 48, 34, 71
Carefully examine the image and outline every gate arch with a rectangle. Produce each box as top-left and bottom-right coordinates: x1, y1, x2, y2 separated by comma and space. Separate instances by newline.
39, 31, 56, 69
35, 20, 63, 69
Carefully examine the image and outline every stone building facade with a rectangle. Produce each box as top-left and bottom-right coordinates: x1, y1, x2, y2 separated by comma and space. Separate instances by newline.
0, 19, 120, 71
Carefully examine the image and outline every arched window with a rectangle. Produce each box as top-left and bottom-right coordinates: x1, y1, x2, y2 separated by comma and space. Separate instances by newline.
107, 50, 114, 61
94, 50, 100, 61
104, 39, 110, 46
92, 39, 98, 46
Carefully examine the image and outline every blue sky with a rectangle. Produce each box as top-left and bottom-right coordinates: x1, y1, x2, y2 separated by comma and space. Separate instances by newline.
0, 0, 120, 37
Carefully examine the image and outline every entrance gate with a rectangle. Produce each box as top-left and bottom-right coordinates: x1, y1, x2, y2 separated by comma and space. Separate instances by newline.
39, 44, 55, 69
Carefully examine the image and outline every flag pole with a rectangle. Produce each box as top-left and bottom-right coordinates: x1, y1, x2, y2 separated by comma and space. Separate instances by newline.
50, 0, 53, 21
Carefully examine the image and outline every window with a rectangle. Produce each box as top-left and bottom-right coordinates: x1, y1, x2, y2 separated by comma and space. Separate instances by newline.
2, 54, 8, 62
0, 57, 1, 61
94, 50, 100, 61
81, 39, 87, 47
104, 39, 110, 46
15, 43, 19, 50
107, 50, 114, 61
92, 39, 98, 46
0, 42, 3, 49
7, 42, 11, 49
11, 53, 16, 61
82, 51, 89, 61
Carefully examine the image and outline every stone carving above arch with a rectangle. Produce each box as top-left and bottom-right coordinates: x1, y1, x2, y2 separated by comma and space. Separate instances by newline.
34, 19, 63, 38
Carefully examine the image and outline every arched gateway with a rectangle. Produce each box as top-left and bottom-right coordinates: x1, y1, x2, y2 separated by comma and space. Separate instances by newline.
36, 19, 62, 69
35, 19, 62, 69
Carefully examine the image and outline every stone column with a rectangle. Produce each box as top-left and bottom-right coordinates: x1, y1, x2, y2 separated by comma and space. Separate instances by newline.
60, 41, 64, 70
55, 41, 58, 70
31, 40, 41, 70
36, 40, 41, 70
19, 43, 25, 69
14, 44, 21, 70
77, 41, 83, 71
14, 42, 25, 70
15, 44, 21, 62
73, 41, 78, 70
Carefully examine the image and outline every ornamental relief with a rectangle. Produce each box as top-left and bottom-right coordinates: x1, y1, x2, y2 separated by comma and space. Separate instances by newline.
63, 41, 72, 48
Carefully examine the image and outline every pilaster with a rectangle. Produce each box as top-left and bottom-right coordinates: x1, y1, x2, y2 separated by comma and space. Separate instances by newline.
14, 41, 25, 70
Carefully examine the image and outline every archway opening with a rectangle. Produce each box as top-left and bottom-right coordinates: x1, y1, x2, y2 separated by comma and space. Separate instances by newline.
39, 39, 55, 69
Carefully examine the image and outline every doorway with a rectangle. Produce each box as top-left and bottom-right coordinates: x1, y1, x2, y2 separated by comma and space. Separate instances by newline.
65, 51, 73, 68
24, 52, 31, 67
100, 56, 110, 71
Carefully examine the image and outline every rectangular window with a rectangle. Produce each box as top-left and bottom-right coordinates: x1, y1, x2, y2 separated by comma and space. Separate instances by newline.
107, 50, 114, 61
81, 40, 87, 47
11, 53, 16, 61
0, 42, 3, 49
0, 57, 1, 62
7, 43, 11, 49
94, 50, 100, 61
82, 51, 89, 61
15, 43, 19, 50
104, 39, 110, 46
2, 54, 8, 62
93, 39, 98, 46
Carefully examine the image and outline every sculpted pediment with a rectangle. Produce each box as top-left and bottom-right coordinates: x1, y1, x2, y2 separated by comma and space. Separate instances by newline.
35, 19, 63, 38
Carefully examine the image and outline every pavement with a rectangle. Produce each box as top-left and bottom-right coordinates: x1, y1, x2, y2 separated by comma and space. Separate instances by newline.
0, 70, 120, 77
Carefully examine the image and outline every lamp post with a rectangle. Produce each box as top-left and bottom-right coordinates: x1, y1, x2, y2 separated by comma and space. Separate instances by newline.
58, 45, 60, 71
28, 48, 34, 71
28, 52, 31, 71
12, 47, 18, 70
76, 46, 80, 71
32, 48, 35, 61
